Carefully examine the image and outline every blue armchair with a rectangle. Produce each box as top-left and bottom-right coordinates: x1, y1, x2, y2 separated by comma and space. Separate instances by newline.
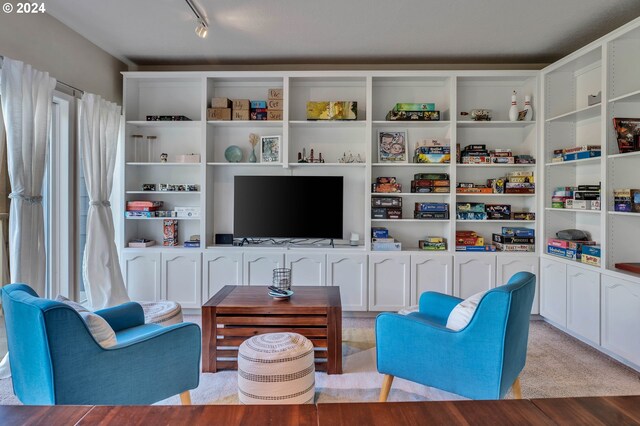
1, 283, 201, 405
376, 272, 536, 401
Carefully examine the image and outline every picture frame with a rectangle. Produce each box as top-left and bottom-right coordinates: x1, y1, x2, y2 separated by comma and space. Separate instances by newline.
261, 135, 281, 163
378, 130, 408, 163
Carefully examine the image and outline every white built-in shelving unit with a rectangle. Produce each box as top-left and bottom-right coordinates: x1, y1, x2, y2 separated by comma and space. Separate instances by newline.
120, 16, 640, 371
539, 17, 640, 372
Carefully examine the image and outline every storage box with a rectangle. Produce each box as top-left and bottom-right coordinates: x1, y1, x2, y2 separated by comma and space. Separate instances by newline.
393, 103, 435, 112
582, 254, 601, 266
415, 202, 449, 212
268, 99, 284, 110
306, 101, 357, 120
163, 219, 179, 246
267, 110, 283, 121
128, 239, 156, 248
457, 202, 485, 213
386, 110, 440, 121
211, 97, 231, 108
371, 208, 387, 219
250, 100, 267, 109
268, 88, 283, 100
372, 197, 402, 207
372, 242, 402, 251
176, 154, 201, 163
207, 108, 231, 121
232, 99, 250, 110
250, 110, 268, 120
582, 245, 601, 258
372, 227, 389, 238
502, 227, 535, 237
232, 109, 250, 120
414, 211, 449, 219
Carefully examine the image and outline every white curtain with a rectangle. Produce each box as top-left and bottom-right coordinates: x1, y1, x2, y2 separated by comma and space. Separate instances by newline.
79, 93, 129, 309
0, 57, 56, 297
0, 107, 9, 287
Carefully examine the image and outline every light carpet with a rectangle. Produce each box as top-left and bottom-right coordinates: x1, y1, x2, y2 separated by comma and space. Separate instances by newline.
1, 317, 639, 405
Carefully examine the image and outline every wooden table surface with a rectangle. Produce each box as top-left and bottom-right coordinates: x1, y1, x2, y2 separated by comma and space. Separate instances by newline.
3, 396, 640, 425
317, 400, 556, 425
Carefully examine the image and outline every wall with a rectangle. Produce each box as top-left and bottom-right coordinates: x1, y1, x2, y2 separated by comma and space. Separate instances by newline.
0, 12, 126, 103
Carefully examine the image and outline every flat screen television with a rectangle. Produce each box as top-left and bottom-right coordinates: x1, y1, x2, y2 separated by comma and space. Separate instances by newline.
234, 176, 343, 239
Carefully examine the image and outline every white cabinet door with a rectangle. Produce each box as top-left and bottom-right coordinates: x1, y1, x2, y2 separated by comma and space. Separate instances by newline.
539, 257, 567, 327
601, 275, 640, 366
410, 254, 452, 304
161, 252, 201, 309
327, 254, 367, 311
566, 265, 600, 344
454, 255, 496, 299
121, 251, 161, 302
286, 253, 326, 286
368, 254, 411, 311
203, 251, 243, 300
244, 252, 284, 286
497, 255, 540, 314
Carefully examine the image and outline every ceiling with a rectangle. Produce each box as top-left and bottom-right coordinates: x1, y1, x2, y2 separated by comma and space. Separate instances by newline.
45, 0, 640, 67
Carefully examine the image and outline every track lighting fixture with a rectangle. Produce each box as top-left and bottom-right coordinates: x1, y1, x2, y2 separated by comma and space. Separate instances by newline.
185, 0, 208, 39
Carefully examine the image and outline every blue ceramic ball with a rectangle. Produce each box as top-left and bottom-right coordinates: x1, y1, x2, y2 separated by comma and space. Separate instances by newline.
224, 145, 243, 162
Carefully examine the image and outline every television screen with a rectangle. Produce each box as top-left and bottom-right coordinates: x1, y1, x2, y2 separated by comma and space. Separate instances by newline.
234, 176, 343, 239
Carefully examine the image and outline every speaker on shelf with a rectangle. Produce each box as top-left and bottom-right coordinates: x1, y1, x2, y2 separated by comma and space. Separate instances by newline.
215, 233, 233, 245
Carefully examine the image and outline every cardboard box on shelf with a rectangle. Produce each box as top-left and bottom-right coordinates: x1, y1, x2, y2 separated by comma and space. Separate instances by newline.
207, 108, 231, 121
232, 99, 250, 110
211, 97, 231, 108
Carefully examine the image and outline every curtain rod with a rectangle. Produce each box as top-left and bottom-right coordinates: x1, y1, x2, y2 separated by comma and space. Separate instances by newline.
0, 55, 85, 96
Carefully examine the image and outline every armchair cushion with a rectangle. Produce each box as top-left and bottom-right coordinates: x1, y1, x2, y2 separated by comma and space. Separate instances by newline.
56, 295, 116, 348
445, 291, 487, 331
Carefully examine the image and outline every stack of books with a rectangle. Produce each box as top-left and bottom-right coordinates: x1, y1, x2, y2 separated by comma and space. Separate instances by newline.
490, 149, 514, 164
552, 184, 601, 210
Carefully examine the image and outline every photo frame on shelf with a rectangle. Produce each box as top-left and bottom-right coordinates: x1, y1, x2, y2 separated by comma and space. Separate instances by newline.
378, 130, 408, 163
260, 136, 281, 162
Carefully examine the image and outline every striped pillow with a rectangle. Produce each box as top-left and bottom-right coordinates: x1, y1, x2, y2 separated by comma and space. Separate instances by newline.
55, 295, 117, 348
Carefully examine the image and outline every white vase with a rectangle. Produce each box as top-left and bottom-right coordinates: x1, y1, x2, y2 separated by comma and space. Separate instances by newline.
509, 91, 518, 122
523, 95, 533, 121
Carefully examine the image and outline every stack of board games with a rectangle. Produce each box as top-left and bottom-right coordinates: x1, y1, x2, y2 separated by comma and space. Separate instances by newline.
456, 181, 493, 194
493, 227, 535, 252
372, 195, 402, 219
460, 144, 490, 164
125, 201, 172, 218
613, 188, 640, 212
489, 149, 514, 164
413, 139, 450, 163
505, 171, 535, 194
418, 237, 447, 251
385, 103, 440, 121
552, 145, 601, 163
372, 176, 402, 193
249, 100, 268, 121
410, 173, 450, 193
547, 238, 599, 263
455, 231, 496, 252
553, 184, 601, 210
414, 203, 450, 220
456, 202, 487, 220
371, 227, 401, 251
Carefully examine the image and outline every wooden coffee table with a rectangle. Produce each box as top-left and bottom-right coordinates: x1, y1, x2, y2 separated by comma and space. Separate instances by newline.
202, 285, 342, 374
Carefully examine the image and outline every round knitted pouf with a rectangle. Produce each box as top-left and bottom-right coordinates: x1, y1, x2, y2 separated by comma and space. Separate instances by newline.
238, 332, 315, 405
139, 301, 183, 326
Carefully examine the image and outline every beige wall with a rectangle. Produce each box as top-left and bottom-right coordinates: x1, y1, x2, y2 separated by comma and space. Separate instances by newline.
0, 12, 126, 103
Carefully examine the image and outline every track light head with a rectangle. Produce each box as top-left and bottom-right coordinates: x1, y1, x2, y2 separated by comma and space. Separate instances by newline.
195, 21, 208, 38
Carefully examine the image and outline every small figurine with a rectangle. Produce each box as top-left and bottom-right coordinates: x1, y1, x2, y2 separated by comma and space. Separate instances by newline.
160, 153, 168, 163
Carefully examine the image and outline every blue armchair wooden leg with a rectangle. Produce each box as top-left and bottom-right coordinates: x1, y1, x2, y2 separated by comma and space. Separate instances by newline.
379, 375, 394, 402
180, 391, 192, 405
512, 377, 522, 399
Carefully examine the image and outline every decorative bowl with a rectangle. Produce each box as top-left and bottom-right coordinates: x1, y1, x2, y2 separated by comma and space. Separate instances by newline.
224, 145, 243, 162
